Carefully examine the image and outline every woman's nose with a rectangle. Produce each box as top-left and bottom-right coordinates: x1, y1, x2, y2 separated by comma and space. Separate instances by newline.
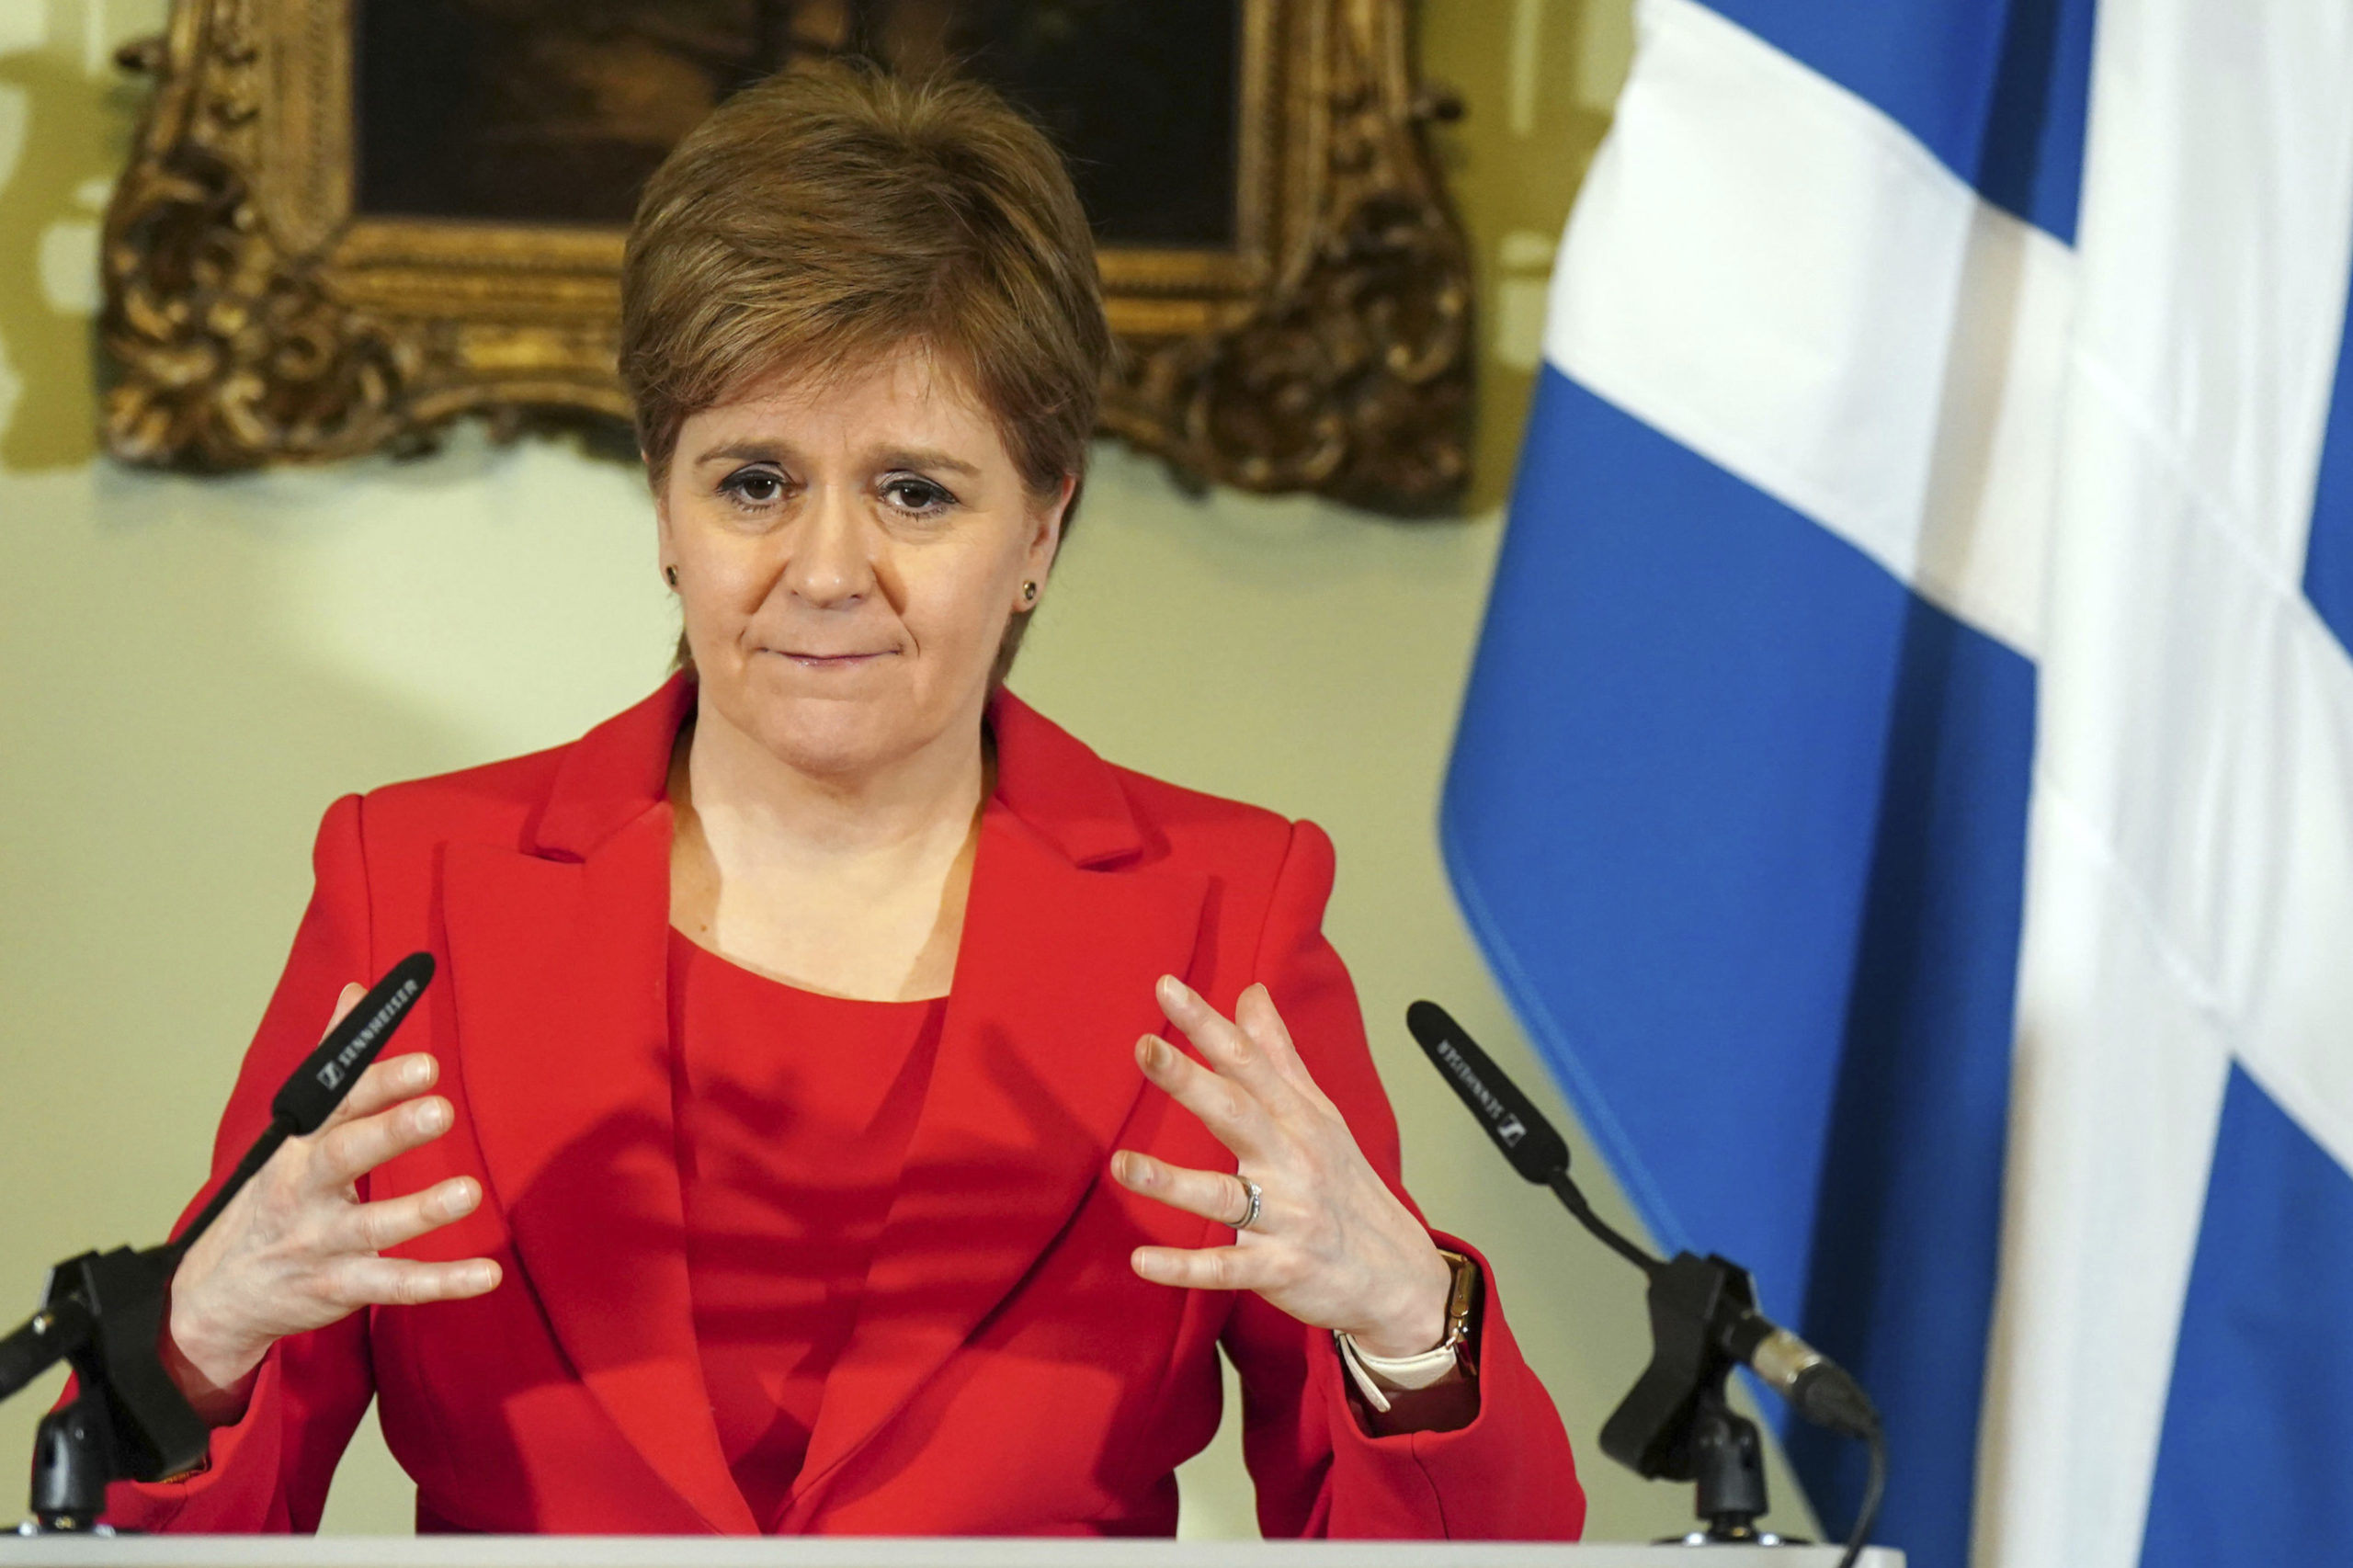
783, 485, 876, 607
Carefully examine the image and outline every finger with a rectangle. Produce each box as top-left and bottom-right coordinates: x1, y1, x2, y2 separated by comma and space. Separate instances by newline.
1135, 1034, 1268, 1155
345, 1176, 483, 1255
1111, 1151, 1254, 1226
324, 1053, 440, 1129
324, 983, 364, 1033
334, 1255, 502, 1310
1154, 976, 1307, 1113
307, 1094, 456, 1193
1131, 1244, 1266, 1292
1233, 984, 1336, 1110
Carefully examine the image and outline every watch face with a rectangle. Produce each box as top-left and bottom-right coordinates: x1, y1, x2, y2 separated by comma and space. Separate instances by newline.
1440, 1251, 1480, 1359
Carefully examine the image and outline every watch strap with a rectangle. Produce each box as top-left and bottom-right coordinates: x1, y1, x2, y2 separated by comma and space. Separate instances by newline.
1336, 1334, 1458, 1412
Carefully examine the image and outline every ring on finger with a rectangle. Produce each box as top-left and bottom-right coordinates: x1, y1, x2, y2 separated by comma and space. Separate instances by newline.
1230, 1175, 1264, 1232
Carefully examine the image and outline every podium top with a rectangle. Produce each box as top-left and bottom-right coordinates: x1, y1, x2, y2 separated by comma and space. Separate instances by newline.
0, 1538, 1901, 1568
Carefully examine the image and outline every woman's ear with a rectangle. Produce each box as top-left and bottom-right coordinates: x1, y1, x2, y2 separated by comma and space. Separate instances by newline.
1029, 472, 1078, 573
654, 485, 677, 580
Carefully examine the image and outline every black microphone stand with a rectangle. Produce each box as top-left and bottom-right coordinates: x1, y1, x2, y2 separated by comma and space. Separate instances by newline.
1552, 1157, 1890, 1559
1, 1249, 209, 1532
1543, 1172, 1788, 1542
0, 1110, 332, 1530
1409, 1002, 1885, 1565
1602, 1247, 1790, 1544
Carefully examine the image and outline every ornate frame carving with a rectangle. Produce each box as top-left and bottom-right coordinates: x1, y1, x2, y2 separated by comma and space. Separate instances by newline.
101, 0, 1471, 513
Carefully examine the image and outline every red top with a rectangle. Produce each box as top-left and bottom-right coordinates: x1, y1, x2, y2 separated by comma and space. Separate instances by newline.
666, 929, 947, 1529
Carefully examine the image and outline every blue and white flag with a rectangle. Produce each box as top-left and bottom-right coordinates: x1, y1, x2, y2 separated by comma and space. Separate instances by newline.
1442, 2, 2353, 1565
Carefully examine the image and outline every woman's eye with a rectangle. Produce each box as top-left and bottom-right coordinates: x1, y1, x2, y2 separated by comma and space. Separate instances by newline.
882, 475, 955, 515
720, 468, 787, 507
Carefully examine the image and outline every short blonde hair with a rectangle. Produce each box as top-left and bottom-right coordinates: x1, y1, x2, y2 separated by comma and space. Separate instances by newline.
620, 67, 1111, 678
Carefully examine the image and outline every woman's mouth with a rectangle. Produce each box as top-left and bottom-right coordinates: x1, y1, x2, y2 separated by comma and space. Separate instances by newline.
779, 650, 892, 667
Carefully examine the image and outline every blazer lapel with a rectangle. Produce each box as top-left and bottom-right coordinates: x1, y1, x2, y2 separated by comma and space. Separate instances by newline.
789, 797, 1208, 1500
444, 682, 758, 1536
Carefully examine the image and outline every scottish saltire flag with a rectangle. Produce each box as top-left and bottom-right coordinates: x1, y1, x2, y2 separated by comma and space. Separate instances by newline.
1442, 1, 2353, 1565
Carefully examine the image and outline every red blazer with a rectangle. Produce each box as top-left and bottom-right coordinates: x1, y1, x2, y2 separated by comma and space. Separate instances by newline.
108, 677, 1584, 1538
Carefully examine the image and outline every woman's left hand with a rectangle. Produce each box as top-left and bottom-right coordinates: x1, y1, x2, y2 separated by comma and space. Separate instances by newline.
1112, 975, 1453, 1359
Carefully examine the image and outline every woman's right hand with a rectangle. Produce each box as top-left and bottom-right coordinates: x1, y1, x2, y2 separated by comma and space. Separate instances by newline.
162, 983, 504, 1425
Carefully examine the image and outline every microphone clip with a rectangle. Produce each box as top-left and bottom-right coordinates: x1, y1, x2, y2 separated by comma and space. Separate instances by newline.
1603, 1251, 1780, 1544
13, 1246, 209, 1531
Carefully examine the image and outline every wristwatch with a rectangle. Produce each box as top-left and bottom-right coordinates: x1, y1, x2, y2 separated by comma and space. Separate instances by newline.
1427, 1247, 1481, 1374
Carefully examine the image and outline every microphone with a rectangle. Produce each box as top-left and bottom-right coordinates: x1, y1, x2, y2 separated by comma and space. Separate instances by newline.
2, 953, 442, 1408
1406, 999, 1655, 1274
273, 951, 436, 1135
1404, 1000, 1878, 1438
1405, 999, 1570, 1184
166, 951, 438, 1264
0, 953, 439, 1499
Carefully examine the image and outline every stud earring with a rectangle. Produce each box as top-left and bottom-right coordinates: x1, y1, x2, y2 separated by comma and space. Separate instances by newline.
1021, 580, 1039, 604
664, 566, 678, 587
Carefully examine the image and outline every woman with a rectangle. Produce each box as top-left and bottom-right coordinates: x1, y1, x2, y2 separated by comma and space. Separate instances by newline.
123, 68, 1585, 1537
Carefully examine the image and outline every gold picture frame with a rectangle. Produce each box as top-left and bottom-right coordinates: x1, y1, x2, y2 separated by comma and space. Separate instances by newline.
100, 0, 1472, 512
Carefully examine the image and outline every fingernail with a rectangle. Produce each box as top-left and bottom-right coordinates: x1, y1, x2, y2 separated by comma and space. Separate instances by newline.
443, 1178, 478, 1216
404, 1057, 433, 1086
471, 1263, 498, 1291
1136, 1036, 1161, 1070
416, 1099, 451, 1133
1115, 1152, 1146, 1187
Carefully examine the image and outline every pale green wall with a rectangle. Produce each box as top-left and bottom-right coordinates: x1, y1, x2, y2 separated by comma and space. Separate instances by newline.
0, 0, 1813, 1542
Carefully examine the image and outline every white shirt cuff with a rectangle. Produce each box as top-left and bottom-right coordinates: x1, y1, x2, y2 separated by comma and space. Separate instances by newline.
1334, 1331, 1458, 1414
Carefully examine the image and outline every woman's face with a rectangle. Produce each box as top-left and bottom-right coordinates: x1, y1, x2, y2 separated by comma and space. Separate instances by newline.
656, 344, 1066, 783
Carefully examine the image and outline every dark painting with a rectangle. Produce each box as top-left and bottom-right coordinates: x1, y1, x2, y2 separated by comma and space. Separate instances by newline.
354, 0, 1242, 247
